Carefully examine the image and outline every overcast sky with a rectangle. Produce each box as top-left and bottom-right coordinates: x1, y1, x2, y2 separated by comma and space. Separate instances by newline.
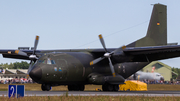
0, 0, 180, 68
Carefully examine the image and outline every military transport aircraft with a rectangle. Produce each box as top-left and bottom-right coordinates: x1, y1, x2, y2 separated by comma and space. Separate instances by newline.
132, 66, 164, 81
132, 71, 164, 81
0, 4, 180, 91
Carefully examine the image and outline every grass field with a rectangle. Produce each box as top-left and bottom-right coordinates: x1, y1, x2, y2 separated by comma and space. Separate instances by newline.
0, 84, 180, 91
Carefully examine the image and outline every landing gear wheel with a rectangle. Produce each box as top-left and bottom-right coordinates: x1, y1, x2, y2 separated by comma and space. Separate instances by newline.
107, 84, 113, 91
102, 84, 107, 91
68, 85, 74, 91
41, 84, 51, 91
74, 85, 79, 91
113, 84, 119, 91
79, 85, 85, 91
102, 84, 111, 91
41, 85, 46, 91
102, 84, 118, 91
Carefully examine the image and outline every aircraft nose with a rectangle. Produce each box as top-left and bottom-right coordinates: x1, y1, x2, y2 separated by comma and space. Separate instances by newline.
29, 66, 42, 83
160, 77, 164, 80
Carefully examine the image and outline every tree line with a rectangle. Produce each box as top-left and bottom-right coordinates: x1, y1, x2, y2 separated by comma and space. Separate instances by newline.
0, 61, 29, 69
172, 67, 180, 79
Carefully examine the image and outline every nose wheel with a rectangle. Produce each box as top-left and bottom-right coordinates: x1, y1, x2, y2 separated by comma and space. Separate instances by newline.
41, 84, 51, 91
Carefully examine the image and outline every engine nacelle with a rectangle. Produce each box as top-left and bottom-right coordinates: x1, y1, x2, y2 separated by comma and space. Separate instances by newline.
88, 73, 125, 85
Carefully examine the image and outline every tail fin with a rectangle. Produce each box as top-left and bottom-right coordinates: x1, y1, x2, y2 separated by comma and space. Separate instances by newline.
127, 4, 167, 47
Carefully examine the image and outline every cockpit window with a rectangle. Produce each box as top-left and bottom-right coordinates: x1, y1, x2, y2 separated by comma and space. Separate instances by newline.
47, 58, 51, 64
38, 58, 56, 65
43, 59, 47, 64
51, 60, 56, 64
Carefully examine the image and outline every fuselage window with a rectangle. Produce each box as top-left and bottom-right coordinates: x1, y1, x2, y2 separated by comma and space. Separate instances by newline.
156, 74, 160, 76
39, 59, 43, 63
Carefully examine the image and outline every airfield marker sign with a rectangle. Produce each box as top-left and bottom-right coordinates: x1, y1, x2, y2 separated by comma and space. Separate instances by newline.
8, 85, 25, 98
8, 85, 16, 98
17, 85, 25, 98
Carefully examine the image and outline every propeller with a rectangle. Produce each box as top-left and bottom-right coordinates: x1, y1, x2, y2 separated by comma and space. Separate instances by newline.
90, 34, 126, 77
27, 36, 39, 74
13, 36, 39, 74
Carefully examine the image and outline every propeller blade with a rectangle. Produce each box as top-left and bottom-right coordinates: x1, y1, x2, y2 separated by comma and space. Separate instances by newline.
90, 57, 105, 66
27, 61, 33, 74
33, 36, 39, 55
108, 57, 116, 77
99, 34, 107, 52
15, 50, 28, 57
29, 35, 39, 60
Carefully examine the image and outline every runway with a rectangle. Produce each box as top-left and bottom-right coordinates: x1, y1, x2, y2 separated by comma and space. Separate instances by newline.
0, 91, 180, 97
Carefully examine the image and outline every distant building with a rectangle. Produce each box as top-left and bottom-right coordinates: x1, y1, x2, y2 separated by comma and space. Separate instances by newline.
142, 61, 178, 81
0, 69, 30, 81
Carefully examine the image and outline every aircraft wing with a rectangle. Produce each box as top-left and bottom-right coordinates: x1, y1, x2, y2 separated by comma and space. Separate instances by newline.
0, 48, 108, 60
122, 45, 180, 62
0, 45, 180, 62
0, 50, 41, 60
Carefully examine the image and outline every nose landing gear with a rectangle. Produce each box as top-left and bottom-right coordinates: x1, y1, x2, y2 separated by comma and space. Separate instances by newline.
41, 84, 51, 91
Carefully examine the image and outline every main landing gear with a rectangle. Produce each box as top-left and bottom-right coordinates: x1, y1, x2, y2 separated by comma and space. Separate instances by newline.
68, 85, 85, 91
41, 84, 51, 91
102, 84, 119, 91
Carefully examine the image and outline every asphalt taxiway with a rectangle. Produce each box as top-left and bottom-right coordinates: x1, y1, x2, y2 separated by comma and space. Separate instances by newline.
0, 91, 180, 97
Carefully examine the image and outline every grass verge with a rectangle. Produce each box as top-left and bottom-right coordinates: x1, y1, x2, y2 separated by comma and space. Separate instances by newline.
0, 96, 180, 101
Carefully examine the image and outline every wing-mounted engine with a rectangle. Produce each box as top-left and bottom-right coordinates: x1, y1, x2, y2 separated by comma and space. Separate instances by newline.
90, 34, 126, 77
88, 73, 125, 85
